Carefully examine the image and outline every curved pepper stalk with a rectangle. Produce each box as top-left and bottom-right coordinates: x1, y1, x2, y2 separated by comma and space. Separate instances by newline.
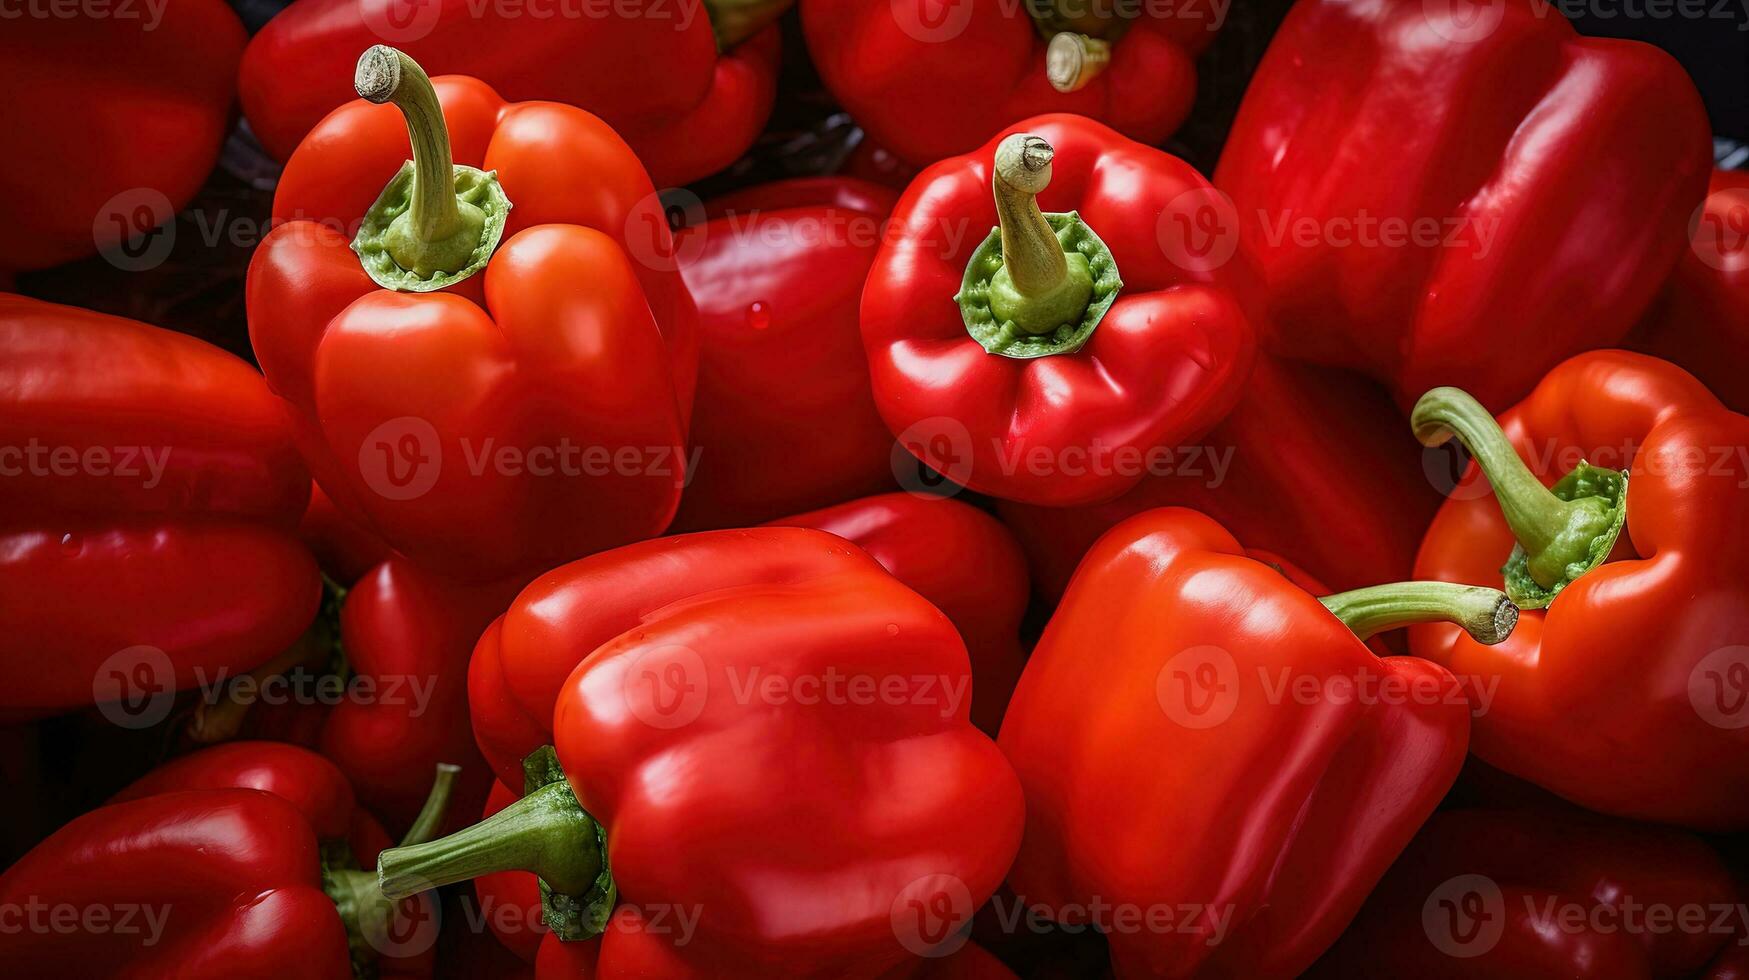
1412, 386, 1628, 609
350, 46, 511, 292
323, 763, 460, 974
956, 133, 1122, 359
1319, 580, 1518, 645
377, 747, 614, 943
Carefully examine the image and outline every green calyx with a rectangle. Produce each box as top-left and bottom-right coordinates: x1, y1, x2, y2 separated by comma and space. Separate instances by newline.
957, 134, 1121, 359
350, 46, 510, 293
1319, 581, 1519, 646
323, 764, 460, 979
1412, 386, 1629, 610
521, 746, 615, 942
1499, 462, 1627, 609
375, 746, 613, 944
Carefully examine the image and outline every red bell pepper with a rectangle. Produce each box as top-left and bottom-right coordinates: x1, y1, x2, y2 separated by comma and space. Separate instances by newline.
190, 557, 524, 837
1312, 809, 1746, 979
999, 508, 1510, 978
238, 0, 784, 185
1408, 350, 1749, 829
769, 493, 1030, 735
110, 741, 394, 875
313, 559, 523, 835
249, 47, 697, 582
0, 294, 319, 714
530, 913, 1019, 978
413, 527, 1023, 973
671, 177, 901, 531
0, 742, 459, 977
1214, 0, 1713, 411
0, 3, 244, 270
300, 481, 394, 584
862, 115, 1258, 506
802, 0, 1219, 166
1632, 169, 1749, 413
998, 355, 1440, 602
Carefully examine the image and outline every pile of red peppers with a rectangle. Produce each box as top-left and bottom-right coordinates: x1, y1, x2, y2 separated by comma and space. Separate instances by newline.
3, 1, 1749, 977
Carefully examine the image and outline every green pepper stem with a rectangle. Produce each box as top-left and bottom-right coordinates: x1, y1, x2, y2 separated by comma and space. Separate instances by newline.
986, 134, 1098, 336
704, 0, 793, 48
398, 763, 461, 847
353, 46, 484, 277
377, 779, 601, 901
1412, 388, 1565, 554
1319, 581, 1519, 645
1412, 386, 1623, 591
1046, 33, 1111, 92
994, 135, 1068, 299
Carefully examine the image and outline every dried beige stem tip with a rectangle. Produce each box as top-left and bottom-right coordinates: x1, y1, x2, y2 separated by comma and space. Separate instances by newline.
1047, 33, 1111, 93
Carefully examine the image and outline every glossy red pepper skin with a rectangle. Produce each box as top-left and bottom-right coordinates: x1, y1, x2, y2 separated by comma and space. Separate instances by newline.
999, 508, 1470, 978
1632, 169, 1749, 414
249, 74, 697, 582
530, 915, 1018, 978
998, 356, 1440, 602
1214, 0, 1712, 411
1312, 809, 1744, 979
319, 559, 525, 835
863, 114, 1258, 506
216, 559, 523, 837
0, 3, 244, 270
94, 742, 440, 975
671, 178, 901, 531
1411, 351, 1749, 829
0, 295, 319, 712
109, 741, 392, 869
801, 1, 1218, 166
769, 493, 1030, 735
238, 0, 779, 185
478, 759, 1029, 974
0, 790, 354, 978
466, 527, 1023, 973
